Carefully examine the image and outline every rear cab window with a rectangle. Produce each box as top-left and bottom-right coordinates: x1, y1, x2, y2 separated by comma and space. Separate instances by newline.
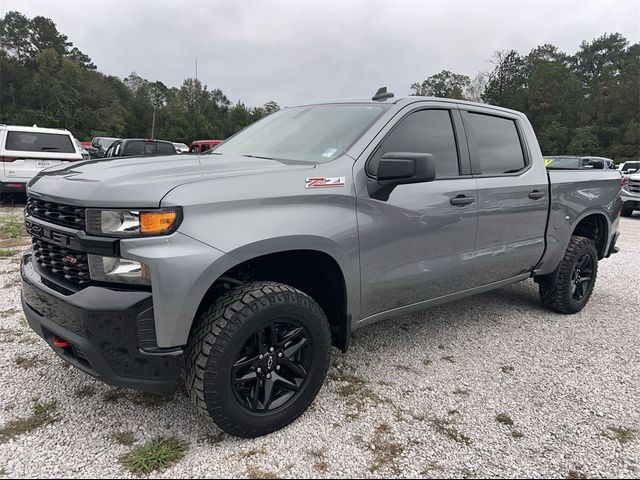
466, 112, 527, 175
5, 131, 75, 154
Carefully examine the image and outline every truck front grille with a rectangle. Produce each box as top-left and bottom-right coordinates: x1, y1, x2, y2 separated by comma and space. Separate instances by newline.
628, 179, 640, 194
32, 238, 91, 287
26, 197, 86, 230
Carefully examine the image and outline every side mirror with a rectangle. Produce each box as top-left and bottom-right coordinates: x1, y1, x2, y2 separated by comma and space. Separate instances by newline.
368, 152, 435, 200
627, 168, 637, 174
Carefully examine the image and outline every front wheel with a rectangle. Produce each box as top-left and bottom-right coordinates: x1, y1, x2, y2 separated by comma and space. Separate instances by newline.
185, 281, 332, 438
539, 235, 598, 314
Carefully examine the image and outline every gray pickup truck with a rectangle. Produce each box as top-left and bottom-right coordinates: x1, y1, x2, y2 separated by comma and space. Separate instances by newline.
21, 91, 621, 438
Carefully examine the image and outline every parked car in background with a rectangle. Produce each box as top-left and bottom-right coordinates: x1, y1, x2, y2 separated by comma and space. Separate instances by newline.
84, 145, 101, 159
173, 142, 189, 154
189, 139, 223, 154
80, 141, 92, 148
90, 137, 120, 157
0, 125, 82, 197
621, 174, 639, 217
104, 138, 177, 158
618, 161, 640, 174
545, 155, 616, 170
74, 138, 90, 161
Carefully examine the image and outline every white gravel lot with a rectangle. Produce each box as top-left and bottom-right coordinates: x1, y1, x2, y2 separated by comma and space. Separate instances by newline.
0, 202, 638, 479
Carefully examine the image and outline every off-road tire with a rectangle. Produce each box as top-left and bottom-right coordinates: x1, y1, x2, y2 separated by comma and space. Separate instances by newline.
539, 235, 598, 314
185, 281, 331, 438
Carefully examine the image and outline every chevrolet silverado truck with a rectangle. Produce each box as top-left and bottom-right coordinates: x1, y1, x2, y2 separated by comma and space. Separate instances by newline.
21, 91, 621, 438
621, 172, 640, 217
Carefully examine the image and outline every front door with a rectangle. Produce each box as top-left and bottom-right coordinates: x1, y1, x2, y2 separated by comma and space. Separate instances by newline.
357, 106, 479, 319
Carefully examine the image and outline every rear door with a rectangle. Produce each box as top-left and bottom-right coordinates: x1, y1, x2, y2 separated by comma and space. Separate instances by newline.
357, 104, 479, 318
1, 130, 81, 185
461, 107, 549, 286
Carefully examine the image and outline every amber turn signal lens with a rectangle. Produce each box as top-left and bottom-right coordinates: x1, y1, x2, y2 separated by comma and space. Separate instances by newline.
140, 210, 178, 234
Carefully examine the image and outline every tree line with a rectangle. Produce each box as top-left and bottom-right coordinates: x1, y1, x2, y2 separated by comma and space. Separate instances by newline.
1, 11, 638, 162
0, 11, 279, 143
411, 34, 639, 162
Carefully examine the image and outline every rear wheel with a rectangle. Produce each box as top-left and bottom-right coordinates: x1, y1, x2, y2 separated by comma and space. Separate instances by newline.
185, 281, 331, 438
539, 235, 598, 314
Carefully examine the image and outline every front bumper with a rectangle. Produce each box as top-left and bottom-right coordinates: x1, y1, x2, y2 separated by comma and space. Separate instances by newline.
21, 253, 182, 393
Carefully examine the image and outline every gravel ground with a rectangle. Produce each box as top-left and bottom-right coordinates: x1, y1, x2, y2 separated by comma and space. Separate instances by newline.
0, 201, 638, 479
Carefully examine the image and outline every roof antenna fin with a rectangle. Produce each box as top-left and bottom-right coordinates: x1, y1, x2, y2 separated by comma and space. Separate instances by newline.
372, 87, 394, 102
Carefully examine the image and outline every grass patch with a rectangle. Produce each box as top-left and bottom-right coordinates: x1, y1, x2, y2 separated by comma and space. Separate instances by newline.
120, 436, 188, 475
306, 449, 329, 473
2, 277, 20, 289
15, 354, 46, 369
73, 386, 97, 399
131, 392, 172, 408
103, 388, 128, 403
567, 468, 587, 479
511, 429, 524, 439
431, 418, 472, 445
0, 249, 18, 258
369, 423, 404, 474
441, 355, 456, 363
0, 401, 59, 443
0, 216, 25, 240
452, 388, 470, 396
448, 409, 460, 416
112, 430, 137, 446
246, 468, 279, 479
496, 413, 514, 426
0, 309, 19, 319
500, 365, 515, 374
605, 426, 638, 445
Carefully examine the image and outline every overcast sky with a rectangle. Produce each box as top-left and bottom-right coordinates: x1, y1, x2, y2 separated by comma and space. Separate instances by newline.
3, 0, 639, 106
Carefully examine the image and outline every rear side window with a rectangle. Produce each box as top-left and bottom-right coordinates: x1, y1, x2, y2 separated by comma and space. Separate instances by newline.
156, 142, 176, 155
5, 131, 75, 153
468, 113, 526, 174
368, 109, 460, 178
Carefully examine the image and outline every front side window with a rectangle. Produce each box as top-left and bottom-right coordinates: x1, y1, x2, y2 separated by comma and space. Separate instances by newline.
211, 104, 390, 164
368, 109, 460, 178
468, 113, 526, 175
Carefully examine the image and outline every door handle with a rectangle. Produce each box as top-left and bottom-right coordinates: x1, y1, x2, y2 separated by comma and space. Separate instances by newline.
450, 195, 475, 206
528, 190, 545, 200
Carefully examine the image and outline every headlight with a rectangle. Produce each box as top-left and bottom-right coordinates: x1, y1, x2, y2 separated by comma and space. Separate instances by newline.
86, 208, 181, 237
88, 254, 151, 285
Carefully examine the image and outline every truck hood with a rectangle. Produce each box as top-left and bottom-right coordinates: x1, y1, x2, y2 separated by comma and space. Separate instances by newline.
27, 154, 314, 207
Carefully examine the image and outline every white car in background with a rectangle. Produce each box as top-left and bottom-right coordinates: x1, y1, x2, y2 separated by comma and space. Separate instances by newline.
172, 142, 189, 154
0, 125, 83, 197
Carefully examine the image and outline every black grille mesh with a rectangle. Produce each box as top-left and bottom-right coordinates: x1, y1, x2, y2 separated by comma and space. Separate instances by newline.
26, 197, 86, 230
32, 238, 91, 287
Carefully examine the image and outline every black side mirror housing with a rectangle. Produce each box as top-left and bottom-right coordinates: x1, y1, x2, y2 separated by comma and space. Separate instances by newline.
368, 152, 436, 200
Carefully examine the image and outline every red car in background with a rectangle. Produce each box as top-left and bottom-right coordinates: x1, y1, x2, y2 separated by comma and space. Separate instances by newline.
189, 139, 223, 154
80, 141, 92, 147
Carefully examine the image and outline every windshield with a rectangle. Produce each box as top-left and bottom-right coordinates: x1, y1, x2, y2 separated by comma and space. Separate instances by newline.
210, 104, 390, 163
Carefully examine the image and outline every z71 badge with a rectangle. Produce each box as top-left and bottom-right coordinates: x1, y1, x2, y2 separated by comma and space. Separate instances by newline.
305, 177, 346, 189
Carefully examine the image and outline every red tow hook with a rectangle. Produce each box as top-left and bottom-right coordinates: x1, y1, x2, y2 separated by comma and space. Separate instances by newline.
53, 337, 71, 348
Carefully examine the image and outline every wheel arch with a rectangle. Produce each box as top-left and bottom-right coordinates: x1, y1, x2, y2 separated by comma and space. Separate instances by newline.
190, 238, 358, 352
